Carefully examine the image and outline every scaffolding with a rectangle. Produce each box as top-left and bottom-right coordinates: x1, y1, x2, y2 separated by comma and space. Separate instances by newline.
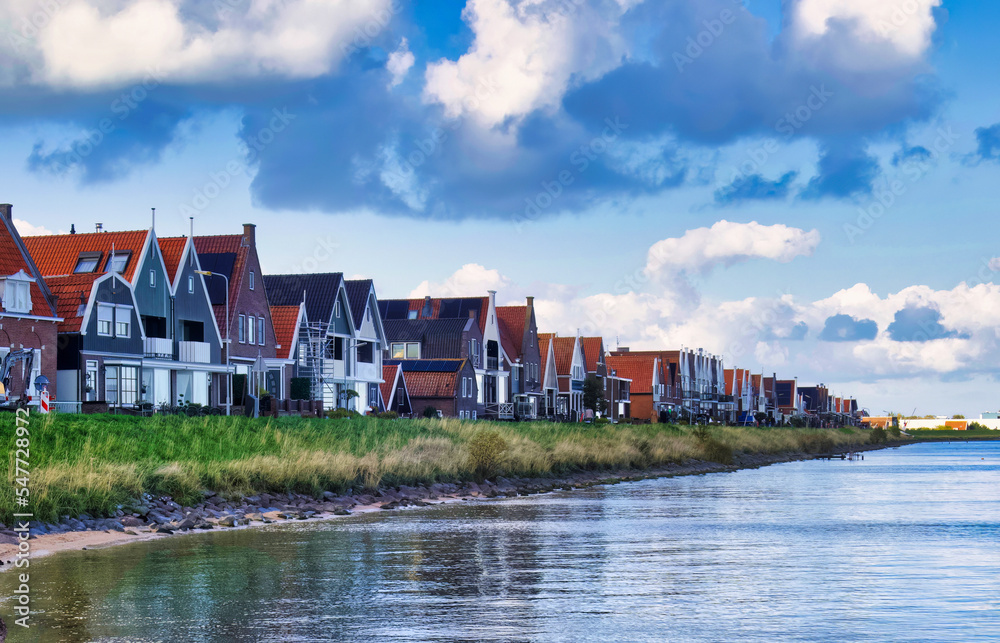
297, 321, 348, 409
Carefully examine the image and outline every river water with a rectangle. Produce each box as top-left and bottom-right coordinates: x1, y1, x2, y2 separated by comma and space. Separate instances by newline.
4, 441, 999, 642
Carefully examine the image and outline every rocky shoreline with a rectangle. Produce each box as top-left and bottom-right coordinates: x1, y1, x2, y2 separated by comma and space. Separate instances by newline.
0, 442, 894, 567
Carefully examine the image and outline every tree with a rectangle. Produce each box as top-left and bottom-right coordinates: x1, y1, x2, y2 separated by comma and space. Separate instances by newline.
952, 414, 965, 419
582, 375, 607, 415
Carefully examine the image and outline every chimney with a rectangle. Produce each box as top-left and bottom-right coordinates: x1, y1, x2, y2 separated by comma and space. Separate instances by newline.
468, 309, 477, 320
422, 295, 432, 318
96, 223, 103, 233
526, 296, 534, 308
488, 289, 496, 307
0, 204, 11, 221
70, 224, 76, 235
242, 223, 256, 246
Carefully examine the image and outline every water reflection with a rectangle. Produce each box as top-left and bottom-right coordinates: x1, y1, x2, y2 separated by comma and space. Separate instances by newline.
3, 441, 999, 642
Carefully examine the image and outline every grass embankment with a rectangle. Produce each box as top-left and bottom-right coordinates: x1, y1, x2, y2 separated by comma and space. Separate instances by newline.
907, 428, 1000, 441
3, 414, 873, 524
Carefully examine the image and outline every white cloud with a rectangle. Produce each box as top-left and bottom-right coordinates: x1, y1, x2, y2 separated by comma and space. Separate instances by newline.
423, 0, 631, 127
13, 218, 56, 236
377, 143, 428, 211
791, 0, 942, 67
645, 220, 821, 277
386, 37, 415, 88
409, 263, 512, 298
3, 0, 391, 88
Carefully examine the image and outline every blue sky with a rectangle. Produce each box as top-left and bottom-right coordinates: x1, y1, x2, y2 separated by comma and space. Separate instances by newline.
2, 0, 999, 415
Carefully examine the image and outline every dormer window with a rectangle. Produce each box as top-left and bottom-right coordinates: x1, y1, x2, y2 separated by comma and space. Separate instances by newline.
107, 251, 131, 274
1, 271, 34, 315
74, 252, 102, 273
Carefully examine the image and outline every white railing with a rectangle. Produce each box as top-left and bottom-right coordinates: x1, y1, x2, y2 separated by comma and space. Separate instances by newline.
498, 402, 514, 420
178, 341, 211, 364
144, 337, 174, 359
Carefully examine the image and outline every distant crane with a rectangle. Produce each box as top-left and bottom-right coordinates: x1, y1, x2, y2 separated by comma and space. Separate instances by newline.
0, 349, 36, 410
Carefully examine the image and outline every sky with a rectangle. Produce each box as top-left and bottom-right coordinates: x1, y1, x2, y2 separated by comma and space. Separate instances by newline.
1, 0, 999, 416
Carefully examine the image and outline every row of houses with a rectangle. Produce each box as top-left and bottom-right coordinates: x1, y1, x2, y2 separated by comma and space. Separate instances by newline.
0, 205, 861, 424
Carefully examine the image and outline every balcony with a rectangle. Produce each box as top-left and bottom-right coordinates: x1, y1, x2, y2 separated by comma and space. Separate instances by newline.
178, 341, 212, 364
144, 337, 174, 359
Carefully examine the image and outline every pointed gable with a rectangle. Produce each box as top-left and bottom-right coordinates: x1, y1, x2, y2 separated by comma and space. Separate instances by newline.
264, 273, 345, 331
0, 211, 58, 319
270, 303, 305, 360
580, 337, 604, 373
157, 236, 188, 284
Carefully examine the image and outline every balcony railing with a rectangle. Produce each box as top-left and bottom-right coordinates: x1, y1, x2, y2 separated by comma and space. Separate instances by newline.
178, 341, 212, 364
498, 402, 514, 420
486, 356, 499, 371
144, 337, 174, 359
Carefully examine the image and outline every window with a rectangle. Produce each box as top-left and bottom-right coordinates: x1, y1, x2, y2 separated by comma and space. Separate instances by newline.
405, 343, 419, 359
74, 252, 101, 273
391, 343, 405, 359
407, 310, 417, 320
2, 277, 31, 314
391, 342, 419, 359
149, 270, 156, 288
249, 271, 255, 290
357, 341, 373, 363
97, 304, 113, 336
334, 300, 341, 318
258, 316, 265, 345
188, 275, 194, 294
248, 315, 256, 345
238, 314, 246, 343
115, 306, 131, 338
462, 377, 467, 398
108, 252, 130, 274
334, 337, 344, 360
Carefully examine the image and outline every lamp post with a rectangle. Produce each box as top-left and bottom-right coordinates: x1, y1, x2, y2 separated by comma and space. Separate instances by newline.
195, 270, 231, 416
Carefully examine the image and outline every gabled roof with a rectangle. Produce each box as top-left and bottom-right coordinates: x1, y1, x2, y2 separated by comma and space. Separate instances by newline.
344, 279, 373, 331
25, 230, 149, 281
194, 232, 254, 329
380, 363, 401, 409
157, 236, 188, 283
580, 337, 604, 373
385, 358, 467, 399
605, 355, 658, 394
383, 318, 474, 359
540, 334, 576, 376
381, 297, 490, 334
45, 274, 103, 333
264, 273, 344, 330
0, 215, 58, 319
495, 305, 526, 360
270, 304, 304, 360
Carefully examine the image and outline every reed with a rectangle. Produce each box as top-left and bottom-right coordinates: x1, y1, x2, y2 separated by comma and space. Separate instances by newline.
0, 413, 873, 524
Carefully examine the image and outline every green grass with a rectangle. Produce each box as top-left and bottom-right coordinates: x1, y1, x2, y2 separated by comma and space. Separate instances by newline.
907, 428, 1000, 441
2, 413, 874, 524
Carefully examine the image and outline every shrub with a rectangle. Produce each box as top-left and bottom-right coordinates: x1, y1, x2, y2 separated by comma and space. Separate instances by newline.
968, 421, 987, 431
594, 417, 610, 426
869, 425, 888, 444
290, 377, 311, 401
422, 406, 438, 419
326, 408, 361, 420
467, 429, 508, 480
377, 411, 399, 420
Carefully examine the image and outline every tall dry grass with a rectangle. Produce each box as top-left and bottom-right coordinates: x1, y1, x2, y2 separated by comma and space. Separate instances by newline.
0, 413, 872, 523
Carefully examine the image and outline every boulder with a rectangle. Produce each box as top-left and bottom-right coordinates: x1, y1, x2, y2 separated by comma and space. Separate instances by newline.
217, 515, 236, 528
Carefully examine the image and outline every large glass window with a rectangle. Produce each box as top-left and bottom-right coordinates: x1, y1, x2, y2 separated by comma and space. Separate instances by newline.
248, 315, 256, 345
74, 252, 101, 273
108, 252, 130, 274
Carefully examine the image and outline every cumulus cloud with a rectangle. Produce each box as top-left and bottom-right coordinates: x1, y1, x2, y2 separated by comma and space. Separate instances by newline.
4, 0, 390, 88
423, 0, 630, 127
645, 220, 820, 278
13, 218, 56, 236
386, 38, 415, 88
887, 306, 967, 342
409, 263, 512, 298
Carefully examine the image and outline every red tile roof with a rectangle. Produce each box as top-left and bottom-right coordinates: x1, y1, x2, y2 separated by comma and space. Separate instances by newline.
269, 304, 302, 360
24, 230, 149, 281
404, 371, 459, 398
0, 218, 57, 318
46, 274, 101, 332
550, 336, 576, 375
495, 305, 525, 360
606, 355, 657, 394
381, 364, 400, 407
580, 337, 604, 373
157, 236, 188, 284
538, 335, 551, 387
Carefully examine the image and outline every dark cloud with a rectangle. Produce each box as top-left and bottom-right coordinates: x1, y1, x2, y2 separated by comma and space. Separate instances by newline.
891, 144, 931, 167
886, 306, 966, 342
819, 314, 878, 342
714, 171, 797, 204
8, 0, 944, 218
967, 123, 1000, 164
800, 141, 881, 200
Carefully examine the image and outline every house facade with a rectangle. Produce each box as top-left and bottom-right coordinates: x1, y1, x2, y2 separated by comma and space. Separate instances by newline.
387, 358, 478, 419
380, 363, 412, 416
496, 297, 542, 420
380, 292, 511, 419
538, 334, 559, 418
539, 333, 586, 420
344, 279, 388, 412
0, 204, 60, 405
605, 354, 663, 423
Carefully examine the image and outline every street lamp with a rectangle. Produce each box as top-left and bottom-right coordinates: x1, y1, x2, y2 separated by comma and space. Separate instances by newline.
195, 270, 232, 416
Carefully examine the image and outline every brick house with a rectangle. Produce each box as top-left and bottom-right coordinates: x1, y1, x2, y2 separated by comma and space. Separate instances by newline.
496, 296, 542, 419
605, 354, 663, 423
0, 204, 60, 405
538, 333, 586, 420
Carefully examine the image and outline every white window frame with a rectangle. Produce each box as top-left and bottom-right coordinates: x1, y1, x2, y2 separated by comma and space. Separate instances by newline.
114, 305, 132, 338
405, 343, 419, 359
472, 411, 477, 420
188, 276, 194, 294
1, 274, 33, 315
97, 304, 114, 336
257, 315, 265, 345
150, 269, 156, 288
108, 253, 129, 274
249, 270, 255, 291
248, 315, 256, 345
238, 314, 246, 344
334, 300, 341, 318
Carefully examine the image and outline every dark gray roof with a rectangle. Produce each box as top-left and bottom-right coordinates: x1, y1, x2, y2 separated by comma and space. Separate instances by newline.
386, 359, 465, 373
264, 273, 343, 328
383, 318, 471, 359
344, 279, 372, 330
